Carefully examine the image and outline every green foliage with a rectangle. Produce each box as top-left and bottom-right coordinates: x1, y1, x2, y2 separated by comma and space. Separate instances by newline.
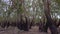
0, 0, 60, 22
56, 0, 60, 4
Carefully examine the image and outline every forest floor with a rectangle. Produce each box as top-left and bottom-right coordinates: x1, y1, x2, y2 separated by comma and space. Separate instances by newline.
0, 26, 60, 34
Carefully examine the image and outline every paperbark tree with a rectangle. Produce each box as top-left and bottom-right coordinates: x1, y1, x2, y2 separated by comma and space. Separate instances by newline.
43, 0, 58, 34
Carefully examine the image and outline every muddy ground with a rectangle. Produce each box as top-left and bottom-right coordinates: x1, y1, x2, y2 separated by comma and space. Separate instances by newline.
0, 26, 60, 34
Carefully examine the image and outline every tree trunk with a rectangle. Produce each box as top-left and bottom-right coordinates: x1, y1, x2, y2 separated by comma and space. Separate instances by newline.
43, 0, 58, 34
24, 17, 29, 31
